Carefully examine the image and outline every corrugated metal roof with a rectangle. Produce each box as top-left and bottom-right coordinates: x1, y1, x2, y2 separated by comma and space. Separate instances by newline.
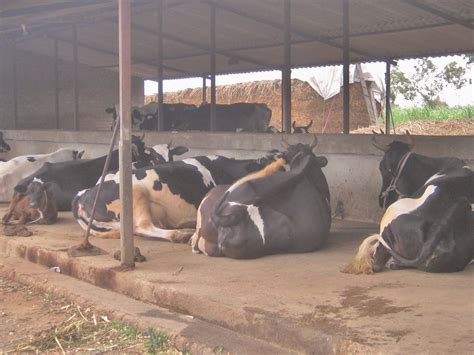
1, 0, 473, 79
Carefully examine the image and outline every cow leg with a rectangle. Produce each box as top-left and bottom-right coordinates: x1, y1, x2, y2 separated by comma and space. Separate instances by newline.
2, 192, 23, 224
133, 186, 194, 243
94, 230, 121, 239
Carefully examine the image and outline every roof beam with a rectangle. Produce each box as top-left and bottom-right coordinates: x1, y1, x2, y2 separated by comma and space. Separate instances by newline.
46, 34, 191, 76
403, 0, 474, 30
212, 2, 375, 60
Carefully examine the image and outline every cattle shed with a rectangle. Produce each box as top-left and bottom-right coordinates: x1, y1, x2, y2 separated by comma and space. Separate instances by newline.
0, 3, 473, 347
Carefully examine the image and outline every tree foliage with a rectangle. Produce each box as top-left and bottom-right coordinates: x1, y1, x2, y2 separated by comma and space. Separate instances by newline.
390, 57, 471, 107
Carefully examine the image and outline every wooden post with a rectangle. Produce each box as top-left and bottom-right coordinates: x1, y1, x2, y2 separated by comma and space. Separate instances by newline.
72, 25, 79, 131
281, 0, 291, 134
118, 0, 135, 268
54, 39, 60, 129
385, 61, 391, 135
156, 0, 164, 131
12, 42, 18, 129
209, 2, 217, 131
342, 0, 350, 134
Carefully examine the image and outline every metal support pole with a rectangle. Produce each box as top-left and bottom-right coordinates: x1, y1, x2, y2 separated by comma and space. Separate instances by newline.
202, 76, 207, 104
156, 0, 164, 131
54, 39, 60, 129
385, 61, 391, 135
12, 43, 18, 129
342, 0, 350, 134
72, 25, 79, 131
118, 0, 135, 268
282, 0, 291, 134
209, 2, 217, 131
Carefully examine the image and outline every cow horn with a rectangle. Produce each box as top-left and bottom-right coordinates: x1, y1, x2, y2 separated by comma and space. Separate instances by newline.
371, 135, 390, 152
281, 136, 290, 149
380, 128, 385, 135
310, 135, 318, 149
305, 120, 313, 129
406, 130, 414, 149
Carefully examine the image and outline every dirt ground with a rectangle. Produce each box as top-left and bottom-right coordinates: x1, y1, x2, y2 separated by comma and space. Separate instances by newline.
352, 118, 474, 135
0, 277, 175, 353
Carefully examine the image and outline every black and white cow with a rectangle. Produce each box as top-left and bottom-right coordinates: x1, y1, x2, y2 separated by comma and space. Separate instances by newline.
72, 153, 280, 242
191, 138, 332, 259
0, 131, 11, 155
0, 149, 83, 202
292, 120, 313, 133
13, 139, 186, 211
171, 103, 272, 132
343, 134, 473, 274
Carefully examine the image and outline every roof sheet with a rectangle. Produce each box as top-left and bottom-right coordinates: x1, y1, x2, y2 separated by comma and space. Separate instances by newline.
1, 0, 473, 79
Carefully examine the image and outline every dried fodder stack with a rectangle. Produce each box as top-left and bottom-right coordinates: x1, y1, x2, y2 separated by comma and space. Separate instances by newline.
146, 79, 372, 133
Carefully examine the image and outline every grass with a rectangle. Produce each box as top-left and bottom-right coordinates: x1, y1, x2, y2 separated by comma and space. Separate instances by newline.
391, 105, 472, 124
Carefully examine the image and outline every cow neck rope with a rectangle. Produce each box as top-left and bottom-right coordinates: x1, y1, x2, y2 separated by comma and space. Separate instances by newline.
381, 151, 413, 209
27, 190, 47, 224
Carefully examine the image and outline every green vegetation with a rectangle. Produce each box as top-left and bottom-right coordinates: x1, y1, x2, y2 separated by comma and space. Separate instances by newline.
391, 105, 472, 124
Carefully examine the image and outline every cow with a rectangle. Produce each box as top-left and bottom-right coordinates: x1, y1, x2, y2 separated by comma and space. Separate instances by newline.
191, 138, 332, 259
0, 131, 11, 155
343, 164, 473, 274
13, 139, 186, 211
106, 103, 197, 131
0, 149, 83, 202
3, 179, 58, 225
72, 152, 281, 242
171, 103, 272, 132
292, 120, 313, 133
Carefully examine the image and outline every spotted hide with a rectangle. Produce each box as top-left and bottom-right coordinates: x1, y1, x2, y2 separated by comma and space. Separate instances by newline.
344, 164, 473, 274
72, 154, 278, 242
192, 140, 331, 259
0, 149, 83, 202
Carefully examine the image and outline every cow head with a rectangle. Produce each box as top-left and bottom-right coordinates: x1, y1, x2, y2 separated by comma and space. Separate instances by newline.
292, 120, 313, 134
27, 179, 55, 210
144, 142, 189, 164
372, 131, 414, 208
0, 131, 11, 153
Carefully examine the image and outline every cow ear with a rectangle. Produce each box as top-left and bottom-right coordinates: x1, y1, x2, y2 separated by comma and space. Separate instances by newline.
43, 182, 55, 194
316, 156, 328, 167
76, 150, 85, 159
171, 146, 189, 157
14, 185, 27, 194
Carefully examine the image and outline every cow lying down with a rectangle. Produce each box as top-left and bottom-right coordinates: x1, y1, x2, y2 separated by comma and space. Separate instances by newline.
191, 139, 331, 259
342, 146, 474, 274
3, 179, 57, 225
72, 153, 279, 242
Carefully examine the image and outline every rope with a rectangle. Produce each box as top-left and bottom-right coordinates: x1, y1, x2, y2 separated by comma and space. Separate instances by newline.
381, 151, 413, 209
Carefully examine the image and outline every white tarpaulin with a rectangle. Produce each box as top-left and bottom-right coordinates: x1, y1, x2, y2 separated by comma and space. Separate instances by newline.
306, 64, 385, 102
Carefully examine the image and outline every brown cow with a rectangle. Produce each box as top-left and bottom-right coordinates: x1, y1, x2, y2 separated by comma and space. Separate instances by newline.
3, 180, 57, 225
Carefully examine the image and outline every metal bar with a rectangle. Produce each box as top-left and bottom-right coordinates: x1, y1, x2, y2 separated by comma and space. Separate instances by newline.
385, 61, 391, 135
209, 2, 217, 131
12, 42, 18, 129
342, 0, 350, 134
84, 119, 120, 243
118, 0, 134, 268
54, 39, 60, 129
202, 76, 207, 104
282, 0, 291, 134
403, 0, 474, 30
156, 0, 164, 131
72, 25, 79, 131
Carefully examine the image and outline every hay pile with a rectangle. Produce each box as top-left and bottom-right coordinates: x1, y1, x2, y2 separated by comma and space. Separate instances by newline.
146, 79, 373, 133
351, 119, 474, 136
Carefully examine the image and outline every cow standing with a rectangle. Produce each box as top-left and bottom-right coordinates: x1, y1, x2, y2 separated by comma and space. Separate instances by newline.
191, 138, 332, 259
343, 134, 474, 274
72, 153, 279, 242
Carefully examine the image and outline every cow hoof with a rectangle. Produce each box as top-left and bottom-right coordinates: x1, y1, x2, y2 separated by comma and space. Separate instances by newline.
113, 247, 146, 263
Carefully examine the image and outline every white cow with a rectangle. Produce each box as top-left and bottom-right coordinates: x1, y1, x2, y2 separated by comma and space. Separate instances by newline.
0, 149, 83, 202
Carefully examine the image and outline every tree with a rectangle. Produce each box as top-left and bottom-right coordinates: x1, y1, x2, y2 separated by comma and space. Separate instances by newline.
390, 57, 470, 107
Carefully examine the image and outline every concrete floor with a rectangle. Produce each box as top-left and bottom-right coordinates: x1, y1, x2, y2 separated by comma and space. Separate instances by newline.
0, 207, 473, 354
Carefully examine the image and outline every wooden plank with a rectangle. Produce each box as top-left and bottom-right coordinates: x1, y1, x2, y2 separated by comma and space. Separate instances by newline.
385, 61, 391, 135
281, 0, 291, 134
72, 25, 79, 131
12, 42, 18, 129
209, 2, 217, 131
54, 38, 60, 129
156, 0, 164, 131
342, 0, 350, 134
118, 0, 135, 268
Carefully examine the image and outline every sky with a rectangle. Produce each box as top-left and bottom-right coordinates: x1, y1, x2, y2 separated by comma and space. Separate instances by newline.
145, 55, 473, 108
